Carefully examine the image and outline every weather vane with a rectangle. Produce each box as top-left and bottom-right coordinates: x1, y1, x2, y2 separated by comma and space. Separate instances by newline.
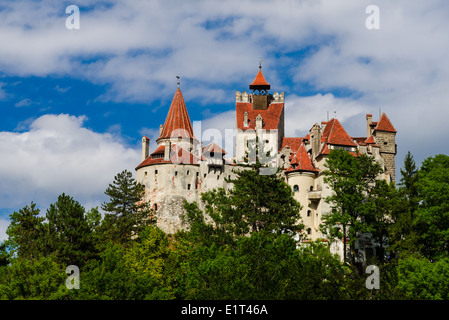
259, 57, 263, 69
176, 75, 180, 88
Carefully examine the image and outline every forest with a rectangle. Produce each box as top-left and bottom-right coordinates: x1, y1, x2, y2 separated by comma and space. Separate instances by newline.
1, 150, 449, 300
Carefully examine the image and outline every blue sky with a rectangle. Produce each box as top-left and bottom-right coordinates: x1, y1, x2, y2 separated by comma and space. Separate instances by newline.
1, 0, 449, 240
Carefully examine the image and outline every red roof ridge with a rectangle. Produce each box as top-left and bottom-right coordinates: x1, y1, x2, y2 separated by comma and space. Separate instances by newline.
323, 118, 357, 147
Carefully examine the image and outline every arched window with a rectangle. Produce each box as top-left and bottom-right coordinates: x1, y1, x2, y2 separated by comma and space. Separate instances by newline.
307, 210, 311, 217
153, 203, 158, 211
307, 228, 312, 235
293, 185, 299, 192
310, 186, 313, 191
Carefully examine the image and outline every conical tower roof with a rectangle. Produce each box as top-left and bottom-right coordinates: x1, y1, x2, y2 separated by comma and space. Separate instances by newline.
249, 66, 270, 91
157, 87, 195, 141
375, 112, 397, 133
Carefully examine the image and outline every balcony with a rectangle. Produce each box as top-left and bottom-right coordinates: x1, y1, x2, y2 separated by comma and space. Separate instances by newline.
308, 190, 322, 201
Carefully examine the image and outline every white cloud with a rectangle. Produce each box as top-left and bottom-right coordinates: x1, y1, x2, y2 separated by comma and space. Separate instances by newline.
0, 114, 139, 214
0, 218, 9, 242
14, 98, 34, 108
0, 0, 447, 179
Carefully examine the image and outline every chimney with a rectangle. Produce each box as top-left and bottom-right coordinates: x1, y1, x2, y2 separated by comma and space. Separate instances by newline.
311, 123, 321, 158
141, 136, 149, 161
159, 124, 163, 135
243, 111, 248, 127
321, 121, 328, 133
255, 114, 263, 130
366, 114, 373, 137
164, 141, 171, 161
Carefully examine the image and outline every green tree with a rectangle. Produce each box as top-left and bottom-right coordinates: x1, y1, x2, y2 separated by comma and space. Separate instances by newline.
197, 162, 302, 240
321, 149, 383, 264
0, 256, 67, 300
389, 151, 421, 256
45, 193, 97, 267
396, 256, 449, 299
175, 229, 348, 299
414, 154, 449, 259
6, 202, 45, 260
364, 179, 398, 263
101, 170, 155, 246
0, 243, 9, 267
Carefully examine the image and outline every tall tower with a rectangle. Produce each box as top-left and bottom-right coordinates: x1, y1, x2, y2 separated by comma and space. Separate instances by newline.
234, 63, 285, 162
156, 83, 199, 153
372, 113, 397, 182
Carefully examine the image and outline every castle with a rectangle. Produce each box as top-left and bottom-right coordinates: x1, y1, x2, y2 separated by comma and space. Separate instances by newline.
135, 65, 397, 259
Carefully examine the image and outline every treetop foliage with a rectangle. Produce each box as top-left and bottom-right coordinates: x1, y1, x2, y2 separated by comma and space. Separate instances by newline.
0, 152, 449, 300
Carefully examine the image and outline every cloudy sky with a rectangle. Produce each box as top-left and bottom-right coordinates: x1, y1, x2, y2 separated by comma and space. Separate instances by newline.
1, 0, 448, 241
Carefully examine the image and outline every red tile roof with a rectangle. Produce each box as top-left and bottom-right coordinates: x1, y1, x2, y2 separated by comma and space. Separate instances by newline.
321, 118, 357, 147
285, 143, 318, 173
375, 113, 397, 133
202, 142, 227, 154
236, 102, 284, 130
157, 88, 196, 141
365, 135, 376, 144
136, 143, 201, 169
353, 137, 367, 146
150, 145, 165, 155
136, 156, 171, 169
281, 137, 303, 153
249, 68, 270, 90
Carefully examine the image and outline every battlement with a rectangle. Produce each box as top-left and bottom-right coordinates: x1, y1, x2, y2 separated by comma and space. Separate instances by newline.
235, 91, 284, 103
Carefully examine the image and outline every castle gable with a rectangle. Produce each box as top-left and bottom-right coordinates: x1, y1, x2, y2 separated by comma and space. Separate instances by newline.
322, 118, 357, 147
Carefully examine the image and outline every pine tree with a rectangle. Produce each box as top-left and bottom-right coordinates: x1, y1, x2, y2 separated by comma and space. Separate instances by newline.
45, 193, 96, 266
101, 170, 155, 246
389, 151, 420, 256
364, 179, 398, 263
6, 202, 45, 260
184, 160, 303, 243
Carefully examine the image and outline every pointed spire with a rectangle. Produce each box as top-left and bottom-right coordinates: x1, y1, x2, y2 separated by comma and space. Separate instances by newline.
250, 59, 270, 91
157, 86, 195, 141
375, 112, 396, 133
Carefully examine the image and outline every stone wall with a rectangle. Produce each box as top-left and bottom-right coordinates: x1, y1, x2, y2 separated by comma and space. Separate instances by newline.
374, 131, 396, 182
